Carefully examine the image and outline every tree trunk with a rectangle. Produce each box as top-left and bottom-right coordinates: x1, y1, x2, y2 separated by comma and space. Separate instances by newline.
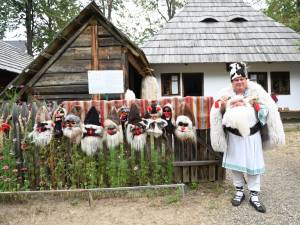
25, 0, 34, 56
107, 0, 113, 21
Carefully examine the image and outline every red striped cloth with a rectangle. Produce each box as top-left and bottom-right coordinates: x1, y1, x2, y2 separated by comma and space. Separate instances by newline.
62, 96, 213, 129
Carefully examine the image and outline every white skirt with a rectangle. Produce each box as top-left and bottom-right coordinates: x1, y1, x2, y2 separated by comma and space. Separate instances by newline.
222, 131, 265, 175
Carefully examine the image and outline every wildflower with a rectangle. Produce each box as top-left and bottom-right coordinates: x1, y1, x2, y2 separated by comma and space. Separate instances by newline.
12, 169, 18, 173
0, 155, 4, 160
20, 167, 28, 172
134, 165, 139, 171
2, 165, 9, 171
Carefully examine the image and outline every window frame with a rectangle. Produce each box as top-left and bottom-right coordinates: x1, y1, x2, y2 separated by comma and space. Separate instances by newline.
161, 73, 180, 96
248, 72, 268, 91
271, 71, 290, 95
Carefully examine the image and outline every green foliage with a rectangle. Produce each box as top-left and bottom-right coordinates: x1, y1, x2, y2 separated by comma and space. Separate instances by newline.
0, 0, 80, 55
1, 128, 174, 191
264, 0, 300, 32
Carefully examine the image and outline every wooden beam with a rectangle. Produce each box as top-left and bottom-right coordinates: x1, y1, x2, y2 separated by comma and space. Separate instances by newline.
127, 53, 146, 77
173, 160, 220, 167
22, 20, 91, 95
121, 47, 129, 92
91, 22, 98, 70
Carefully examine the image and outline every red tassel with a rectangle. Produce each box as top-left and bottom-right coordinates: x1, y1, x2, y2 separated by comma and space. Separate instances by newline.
214, 100, 220, 108
254, 103, 260, 112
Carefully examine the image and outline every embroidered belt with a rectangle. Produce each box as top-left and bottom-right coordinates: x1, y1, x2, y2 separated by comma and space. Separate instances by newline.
225, 122, 262, 137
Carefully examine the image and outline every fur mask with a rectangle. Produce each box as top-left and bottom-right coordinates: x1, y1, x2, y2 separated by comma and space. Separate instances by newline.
145, 118, 167, 138
63, 114, 82, 144
126, 122, 148, 151
174, 115, 196, 143
29, 121, 53, 147
222, 95, 257, 137
104, 119, 123, 149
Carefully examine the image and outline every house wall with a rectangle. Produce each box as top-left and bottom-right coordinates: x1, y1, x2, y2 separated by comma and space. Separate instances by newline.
151, 62, 300, 110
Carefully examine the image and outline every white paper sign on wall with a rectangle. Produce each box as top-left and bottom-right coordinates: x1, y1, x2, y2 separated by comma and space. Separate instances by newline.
88, 70, 124, 94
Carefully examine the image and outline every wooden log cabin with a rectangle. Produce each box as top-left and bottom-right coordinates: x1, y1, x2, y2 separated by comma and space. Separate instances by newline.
1, 1, 153, 101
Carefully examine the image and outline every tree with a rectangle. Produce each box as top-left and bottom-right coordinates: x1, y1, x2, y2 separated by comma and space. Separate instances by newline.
264, 0, 300, 32
0, 0, 80, 56
95, 0, 124, 21
117, 0, 185, 45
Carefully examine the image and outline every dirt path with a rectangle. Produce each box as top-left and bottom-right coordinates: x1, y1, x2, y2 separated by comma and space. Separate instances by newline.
1, 130, 300, 225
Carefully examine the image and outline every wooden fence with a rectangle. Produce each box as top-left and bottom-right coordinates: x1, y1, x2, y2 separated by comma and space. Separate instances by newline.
0, 97, 224, 192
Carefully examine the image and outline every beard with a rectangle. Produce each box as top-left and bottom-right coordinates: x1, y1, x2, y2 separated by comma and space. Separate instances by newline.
175, 128, 196, 143
126, 124, 147, 151
80, 136, 103, 156
222, 104, 255, 137
105, 129, 123, 149
30, 130, 53, 147
63, 127, 82, 144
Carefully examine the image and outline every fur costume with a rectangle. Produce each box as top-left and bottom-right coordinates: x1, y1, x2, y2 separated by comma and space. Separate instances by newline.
104, 107, 123, 149
126, 103, 148, 151
210, 80, 285, 152
141, 76, 158, 100
174, 104, 197, 143
81, 106, 103, 156
29, 106, 53, 147
63, 114, 82, 145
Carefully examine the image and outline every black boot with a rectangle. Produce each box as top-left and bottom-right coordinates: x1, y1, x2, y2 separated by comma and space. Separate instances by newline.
231, 186, 245, 206
249, 191, 266, 213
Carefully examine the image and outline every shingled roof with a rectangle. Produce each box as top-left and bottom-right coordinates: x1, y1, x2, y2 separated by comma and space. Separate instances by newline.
0, 40, 32, 73
142, 0, 300, 64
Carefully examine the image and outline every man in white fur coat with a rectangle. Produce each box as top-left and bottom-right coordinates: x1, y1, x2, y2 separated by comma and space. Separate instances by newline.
210, 62, 285, 213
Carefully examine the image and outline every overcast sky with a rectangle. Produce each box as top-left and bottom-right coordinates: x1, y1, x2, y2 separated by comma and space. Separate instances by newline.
4, 0, 266, 40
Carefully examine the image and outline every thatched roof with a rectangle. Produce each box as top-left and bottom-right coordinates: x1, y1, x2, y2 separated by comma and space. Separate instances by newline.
142, 0, 300, 64
0, 40, 32, 73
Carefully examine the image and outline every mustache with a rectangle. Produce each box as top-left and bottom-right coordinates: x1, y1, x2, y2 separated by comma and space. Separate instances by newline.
105, 130, 123, 149
30, 130, 53, 147
175, 128, 196, 143
81, 136, 103, 156
63, 127, 82, 144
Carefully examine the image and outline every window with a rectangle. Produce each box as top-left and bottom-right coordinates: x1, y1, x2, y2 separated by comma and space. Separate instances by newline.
248, 72, 268, 91
161, 73, 180, 96
182, 73, 203, 96
271, 72, 290, 95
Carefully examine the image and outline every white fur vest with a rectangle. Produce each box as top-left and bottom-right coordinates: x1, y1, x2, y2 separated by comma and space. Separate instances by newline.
210, 81, 285, 152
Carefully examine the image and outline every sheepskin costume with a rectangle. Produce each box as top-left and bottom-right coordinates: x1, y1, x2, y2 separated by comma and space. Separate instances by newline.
52, 106, 67, 138
145, 101, 167, 138
174, 104, 197, 143
104, 107, 123, 149
210, 80, 285, 154
63, 111, 82, 145
126, 103, 148, 151
141, 76, 158, 100
81, 106, 103, 156
161, 103, 175, 134
29, 106, 53, 147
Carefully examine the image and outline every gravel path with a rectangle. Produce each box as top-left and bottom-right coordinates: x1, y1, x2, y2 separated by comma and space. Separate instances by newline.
1, 129, 299, 225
